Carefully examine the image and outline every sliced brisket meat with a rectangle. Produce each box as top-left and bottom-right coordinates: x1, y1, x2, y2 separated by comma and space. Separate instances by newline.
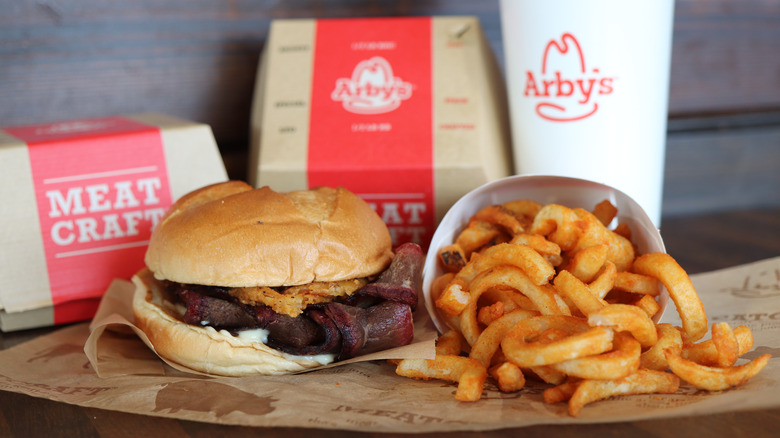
249, 305, 325, 349
265, 308, 343, 356
359, 301, 415, 354
343, 242, 424, 309
325, 300, 413, 360
169, 242, 423, 359
177, 289, 256, 328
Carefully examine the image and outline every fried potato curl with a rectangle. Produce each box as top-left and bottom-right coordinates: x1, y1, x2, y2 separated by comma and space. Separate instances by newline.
394, 199, 770, 417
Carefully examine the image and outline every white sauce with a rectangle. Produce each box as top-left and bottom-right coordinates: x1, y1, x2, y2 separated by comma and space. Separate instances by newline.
283, 351, 336, 366
236, 327, 270, 344
219, 328, 336, 366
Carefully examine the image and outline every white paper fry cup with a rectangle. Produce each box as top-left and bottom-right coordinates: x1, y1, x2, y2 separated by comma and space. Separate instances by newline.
422, 174, 667, 333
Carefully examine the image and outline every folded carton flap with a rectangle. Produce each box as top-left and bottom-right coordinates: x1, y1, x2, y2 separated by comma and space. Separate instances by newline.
0, 131, 51, 313
252, 19, 316, 192
129, 112, 199, 129
0, 307, 54, 332
130, 113, 229, 199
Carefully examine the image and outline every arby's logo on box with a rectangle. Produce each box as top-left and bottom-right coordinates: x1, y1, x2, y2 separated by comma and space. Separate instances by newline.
5, 117, 172, 323
331, 56, 414, 115
308, 18, 435, 249
523, 33, 615, 122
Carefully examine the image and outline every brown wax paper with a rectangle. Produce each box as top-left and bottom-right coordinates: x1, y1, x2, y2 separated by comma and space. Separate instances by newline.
1, 257, 779, 432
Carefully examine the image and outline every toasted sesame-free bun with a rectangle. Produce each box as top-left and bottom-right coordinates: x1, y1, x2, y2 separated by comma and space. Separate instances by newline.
132, 269, 325, 376
144, 181, 394, 287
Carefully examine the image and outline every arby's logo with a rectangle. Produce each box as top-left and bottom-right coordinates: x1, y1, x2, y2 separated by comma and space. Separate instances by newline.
331, 56, 413, 114
524, 33, 615, 122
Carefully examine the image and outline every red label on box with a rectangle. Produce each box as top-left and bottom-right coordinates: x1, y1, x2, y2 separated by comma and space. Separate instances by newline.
6, 117, 172, 324
307, 18, 435, 248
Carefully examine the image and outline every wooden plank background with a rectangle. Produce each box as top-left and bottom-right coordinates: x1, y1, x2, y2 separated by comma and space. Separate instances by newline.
2, 0, 778, 217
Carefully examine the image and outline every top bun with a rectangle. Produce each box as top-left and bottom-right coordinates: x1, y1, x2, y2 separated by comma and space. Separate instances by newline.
145, 181, 394, 287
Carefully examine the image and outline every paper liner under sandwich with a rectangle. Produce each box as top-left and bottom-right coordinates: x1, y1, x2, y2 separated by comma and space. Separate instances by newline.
85, 276, 438, 378
422, 174, 667, 334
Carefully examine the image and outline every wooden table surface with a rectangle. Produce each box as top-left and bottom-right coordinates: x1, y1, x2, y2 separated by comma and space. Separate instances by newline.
1, 207, 778, 437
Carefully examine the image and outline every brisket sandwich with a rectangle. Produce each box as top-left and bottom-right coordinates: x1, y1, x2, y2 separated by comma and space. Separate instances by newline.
132, 181, 423, 376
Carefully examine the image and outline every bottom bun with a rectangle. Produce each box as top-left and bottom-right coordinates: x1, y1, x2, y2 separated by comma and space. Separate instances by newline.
132, 268, 333, 376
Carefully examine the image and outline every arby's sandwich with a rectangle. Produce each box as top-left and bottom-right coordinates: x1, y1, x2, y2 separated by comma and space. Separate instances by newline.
132, 181, 423, 375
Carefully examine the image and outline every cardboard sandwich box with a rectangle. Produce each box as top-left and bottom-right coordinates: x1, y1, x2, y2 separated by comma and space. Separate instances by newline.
0, 113, 228, 331
250, 16, 513, 249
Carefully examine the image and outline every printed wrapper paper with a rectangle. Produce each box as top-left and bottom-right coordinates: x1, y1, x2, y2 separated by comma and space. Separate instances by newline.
0, 257, 778, 432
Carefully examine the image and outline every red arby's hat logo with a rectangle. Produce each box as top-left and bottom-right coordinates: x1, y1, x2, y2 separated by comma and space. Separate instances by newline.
331, 56, 413, 115
524, 33, 615, 122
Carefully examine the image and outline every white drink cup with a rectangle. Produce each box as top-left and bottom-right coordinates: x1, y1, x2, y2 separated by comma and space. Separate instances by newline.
500, 0, 675, 225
